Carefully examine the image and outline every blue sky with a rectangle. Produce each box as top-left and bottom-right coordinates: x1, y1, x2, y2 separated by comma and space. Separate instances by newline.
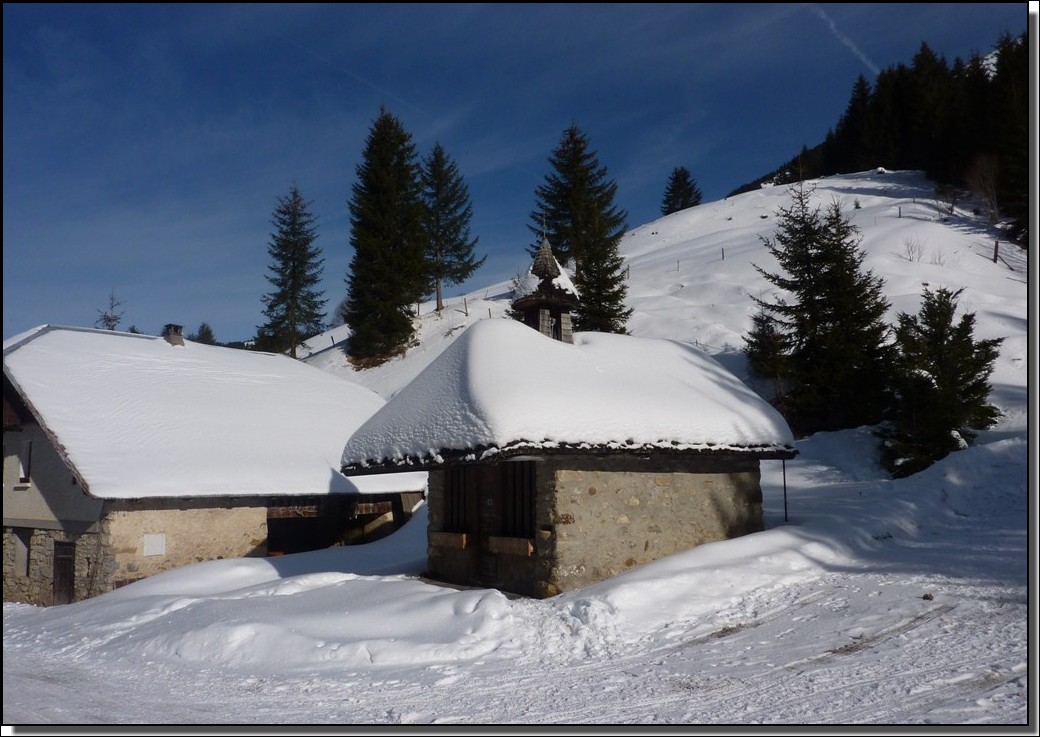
2, 3, 1028, 343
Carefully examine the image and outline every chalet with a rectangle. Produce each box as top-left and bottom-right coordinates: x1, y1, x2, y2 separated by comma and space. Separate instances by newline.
3, 325, 426, 606
340, 245, 796, 598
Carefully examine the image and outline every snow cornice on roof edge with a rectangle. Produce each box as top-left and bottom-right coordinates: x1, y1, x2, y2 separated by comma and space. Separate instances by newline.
3, 324, 156, 355
342, 439, 798, 475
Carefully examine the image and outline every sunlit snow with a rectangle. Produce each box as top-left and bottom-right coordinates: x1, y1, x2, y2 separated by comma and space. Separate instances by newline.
3, 171, 1028, 726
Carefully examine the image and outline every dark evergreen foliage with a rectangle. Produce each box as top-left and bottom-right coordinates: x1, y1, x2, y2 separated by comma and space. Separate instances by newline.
188, 322, 217, 345
744, 308, 791, 405
529, 124, 631, 333
95, 290, 124, 331
879, 287, 1002, 477
259, 185, 326, 358
821, 75, 872, 175
342, 109, 427, 362
746, 184, 893, 433
420, 143, 485, 313
991, 32, 1029, 245
660, 166, 703, 216
725, 29, 1029, 247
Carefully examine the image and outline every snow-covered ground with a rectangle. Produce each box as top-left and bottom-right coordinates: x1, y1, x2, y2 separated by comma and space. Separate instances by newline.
3, 170, 1031, 728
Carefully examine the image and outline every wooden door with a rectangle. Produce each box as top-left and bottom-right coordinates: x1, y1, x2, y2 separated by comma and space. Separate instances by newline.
53, 541, 75, 605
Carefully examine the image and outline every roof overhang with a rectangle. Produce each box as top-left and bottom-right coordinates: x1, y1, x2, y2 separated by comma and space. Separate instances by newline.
343, 440, 798, 475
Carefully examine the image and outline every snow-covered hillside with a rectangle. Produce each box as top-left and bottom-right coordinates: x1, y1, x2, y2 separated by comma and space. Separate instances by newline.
304, 169, 1027, 429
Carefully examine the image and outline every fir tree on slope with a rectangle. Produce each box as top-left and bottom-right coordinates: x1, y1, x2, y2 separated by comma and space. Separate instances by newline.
529, 124, 631, 333
745, 183, 893, 433
342, 108, 427, 363
660, 166, 703, 216
726, 27, 1029, 249
258, 185, 327, 358
992, 31, 1029, 246
420, 143, 485, 314
879, 286, 1002, 478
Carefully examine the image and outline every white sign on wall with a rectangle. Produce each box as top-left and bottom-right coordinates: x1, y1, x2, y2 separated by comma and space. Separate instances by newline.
142, 533, 166, 557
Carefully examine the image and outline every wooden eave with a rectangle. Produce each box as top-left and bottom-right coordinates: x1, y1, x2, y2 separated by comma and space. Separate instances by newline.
343, 440, 798, 475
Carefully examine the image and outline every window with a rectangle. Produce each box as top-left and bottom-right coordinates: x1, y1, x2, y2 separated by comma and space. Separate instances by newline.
17, 440, 32, 483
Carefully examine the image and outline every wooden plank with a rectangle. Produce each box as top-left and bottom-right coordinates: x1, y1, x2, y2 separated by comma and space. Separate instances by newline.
430, 531, 468, 549
488, 536, 534, 557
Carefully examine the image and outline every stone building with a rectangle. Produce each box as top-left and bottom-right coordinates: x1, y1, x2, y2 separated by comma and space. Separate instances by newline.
340, 249, 796, 598
3, 325, 425, 606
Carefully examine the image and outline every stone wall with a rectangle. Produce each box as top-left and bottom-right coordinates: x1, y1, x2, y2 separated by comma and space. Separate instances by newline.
3, 498, 268, 605
426, 453, 764, 599
545, 455, 763, 595
2, 525, 106, 606
102, 498, 268, 587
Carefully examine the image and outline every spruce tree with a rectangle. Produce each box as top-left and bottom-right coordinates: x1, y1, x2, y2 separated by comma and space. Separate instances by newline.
342, 108, 426, 362
529, 124, 631, 333
993, 32, 1029, 246
188, 322, 217, 345
880, 287, 1002, 477
747, 184, 893, 432
95, 290, 124, 331
744, 308, 792, 409
826, 75, 872, 174
908, 42, 952, 180
660, 166, 703, 216
420, 143, 485, 313
259, 185, 326, 358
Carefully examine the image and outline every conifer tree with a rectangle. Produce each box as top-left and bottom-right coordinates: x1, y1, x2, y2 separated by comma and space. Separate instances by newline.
746, 184, 893, 432
907, 42, 952, 180
529, 124, 630, 333
880, 287, 1002, 477
826, 75, 872, 174
992, 32, 1029, 245
259, 185, 326, 358
420, 143, 485, 313
661, 169, 703, 218
188, 322, 217, 345
342, 109, 426, 362
660, 166, 703, 216
744, 308, 791, 408
95, 290, 124, 331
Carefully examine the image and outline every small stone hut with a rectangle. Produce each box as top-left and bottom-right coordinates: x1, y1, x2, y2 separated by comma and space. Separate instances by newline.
341, 250, 796, 598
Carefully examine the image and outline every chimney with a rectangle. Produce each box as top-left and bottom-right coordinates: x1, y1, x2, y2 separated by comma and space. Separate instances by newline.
161, 324, 185, 347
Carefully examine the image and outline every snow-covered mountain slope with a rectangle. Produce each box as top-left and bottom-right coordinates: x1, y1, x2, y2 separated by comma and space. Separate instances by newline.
304, 169, 1028, 438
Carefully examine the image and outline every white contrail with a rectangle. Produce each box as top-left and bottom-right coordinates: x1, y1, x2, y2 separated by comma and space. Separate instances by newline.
806, 4, 880, 76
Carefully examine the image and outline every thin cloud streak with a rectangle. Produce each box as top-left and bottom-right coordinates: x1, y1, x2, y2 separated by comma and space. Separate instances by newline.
806, 4, 881, 77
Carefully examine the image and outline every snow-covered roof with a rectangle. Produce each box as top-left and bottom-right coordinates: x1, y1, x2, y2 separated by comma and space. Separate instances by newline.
3, 325, 426, 499
341, 318, 796, 472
